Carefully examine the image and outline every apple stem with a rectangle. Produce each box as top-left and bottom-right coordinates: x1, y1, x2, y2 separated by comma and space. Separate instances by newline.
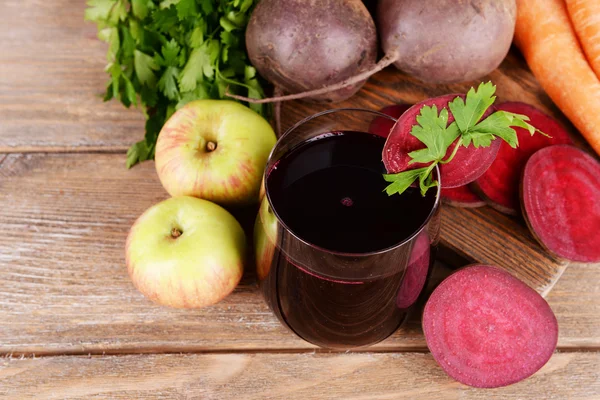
171, 228, 182, 239
206, 141, 217, 152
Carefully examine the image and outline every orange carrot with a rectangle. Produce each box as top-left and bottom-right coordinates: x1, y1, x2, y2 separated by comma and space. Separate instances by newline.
515, 0, 600, 156
566, 0, 600, 79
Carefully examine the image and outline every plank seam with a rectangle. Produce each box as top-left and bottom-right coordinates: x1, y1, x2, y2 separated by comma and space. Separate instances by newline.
1, 346, 597, 358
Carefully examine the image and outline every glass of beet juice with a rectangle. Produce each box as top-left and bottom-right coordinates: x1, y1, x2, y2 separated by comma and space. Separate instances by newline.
254, 109, 440, 349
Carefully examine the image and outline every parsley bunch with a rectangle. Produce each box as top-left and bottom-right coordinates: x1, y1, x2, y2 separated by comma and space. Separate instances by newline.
384, 82, 544, 196
85, 0, 269, 167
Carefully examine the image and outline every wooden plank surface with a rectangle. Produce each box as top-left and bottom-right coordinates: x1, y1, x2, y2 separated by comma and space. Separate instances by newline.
1, 352, 598, 399
439, 207, 569, 297
2, 0, 599, 396
0, 0, 144, 152
1, 153, 598, 354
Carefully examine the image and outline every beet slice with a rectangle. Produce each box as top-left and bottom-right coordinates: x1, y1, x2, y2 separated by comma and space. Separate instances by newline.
423, 265, 558, 388
473, 102, 573, 215
441, 185, 486, 208
521, 145, 600, 263
396, 230, 430, 309
368, 104, 411, 138
383, 94, 501, 188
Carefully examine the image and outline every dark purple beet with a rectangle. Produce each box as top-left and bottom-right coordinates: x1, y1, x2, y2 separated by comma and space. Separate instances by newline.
245, 0, 377, 103
228, 1, 515, 104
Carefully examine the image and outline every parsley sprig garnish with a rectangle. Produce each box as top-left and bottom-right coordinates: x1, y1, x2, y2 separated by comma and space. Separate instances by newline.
85, 0, 269, 168
383, 82, 545, 197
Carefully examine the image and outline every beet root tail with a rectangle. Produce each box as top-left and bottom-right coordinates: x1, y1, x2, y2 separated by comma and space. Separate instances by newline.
225, 51, 399, 104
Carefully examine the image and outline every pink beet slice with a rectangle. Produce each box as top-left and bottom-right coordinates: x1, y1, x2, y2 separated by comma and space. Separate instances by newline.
521, 145, 600, 263
423, 265, 558, 388
473, 102, 573, 215
396, 230, 430, 309
441, 185, 485, 208
383, 94, 501, 188
368, 104, 411, 138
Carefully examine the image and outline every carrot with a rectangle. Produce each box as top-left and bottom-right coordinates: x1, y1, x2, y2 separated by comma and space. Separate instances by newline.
514, 0, 600, 156
566, 0, 600, 79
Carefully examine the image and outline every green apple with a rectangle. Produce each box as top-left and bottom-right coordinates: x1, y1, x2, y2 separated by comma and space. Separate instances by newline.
155, 100, 276, 207
126, 196, 246, 308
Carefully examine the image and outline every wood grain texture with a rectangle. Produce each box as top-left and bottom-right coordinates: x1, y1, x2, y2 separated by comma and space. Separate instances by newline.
439, 207, 569, 296
0, 0, 144, 152
0, 352, 599, 399
0, 153, 598, 354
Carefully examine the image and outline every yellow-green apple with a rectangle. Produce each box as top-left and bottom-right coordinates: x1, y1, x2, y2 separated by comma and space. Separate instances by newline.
253, 194, 279, 280
126, 196, 246, 308
155, 100, 276, 207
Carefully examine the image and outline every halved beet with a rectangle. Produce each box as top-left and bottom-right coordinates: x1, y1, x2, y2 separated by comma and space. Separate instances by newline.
423, 265, 558, 388
441, 185, 486, 208
368, 104, 411, 138
521, 145, 600, 263
472, 102, 573, 215
396, 230, 430, 309
383, 94, 501, 188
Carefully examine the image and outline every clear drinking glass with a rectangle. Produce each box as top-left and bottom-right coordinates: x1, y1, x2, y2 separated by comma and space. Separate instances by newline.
254, 109, 441, 349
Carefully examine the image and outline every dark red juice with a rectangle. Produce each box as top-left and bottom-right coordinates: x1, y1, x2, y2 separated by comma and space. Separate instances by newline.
256, 131, 438, 348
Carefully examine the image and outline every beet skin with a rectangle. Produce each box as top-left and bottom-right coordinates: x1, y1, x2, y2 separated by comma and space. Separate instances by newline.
245, 0, 377, 103
377, 0, 516, 84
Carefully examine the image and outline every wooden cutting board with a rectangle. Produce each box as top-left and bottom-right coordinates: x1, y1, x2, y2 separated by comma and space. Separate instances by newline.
279, 51, 577, 297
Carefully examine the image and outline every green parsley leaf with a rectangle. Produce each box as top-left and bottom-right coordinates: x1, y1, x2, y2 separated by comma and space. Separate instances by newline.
124, 77, 137, 106
418, 170, 438, 196
383, 167, 429, 196
500, 111, 547, 137
188, 22, 206, 48
460, 130, 497, 148
126, 139, 150, 169
140, 85, 158, 107
151, 6, 178, 33
199, 0, 214, 14
85, 0, 116, 22
448, 82, 496, 133
179, 45, 209, 92
131, 0, 149, 20
158, 66, 180, 100
106, 27, 120, 62
87, 0, 270, 168
408, 107, 460, 164
383, 82, 547, 197
468, 112, 518, 148
176, 83, 211, 109
410, 106, 449, 160
244, 65, 266, 115
134, 50, 159, 86
176, 0, 197, 20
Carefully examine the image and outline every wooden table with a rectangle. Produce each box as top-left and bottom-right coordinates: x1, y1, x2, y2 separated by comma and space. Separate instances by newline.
1, 1, 599, 398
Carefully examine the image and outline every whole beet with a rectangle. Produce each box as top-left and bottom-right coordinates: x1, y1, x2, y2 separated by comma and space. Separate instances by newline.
245, 0, 377, 103
377, 0, 516, 84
